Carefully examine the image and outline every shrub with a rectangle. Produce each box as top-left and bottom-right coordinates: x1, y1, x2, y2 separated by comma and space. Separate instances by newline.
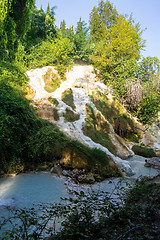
27, 38, 73, 69
0, 61, 28, 87
0, 81, 41, 173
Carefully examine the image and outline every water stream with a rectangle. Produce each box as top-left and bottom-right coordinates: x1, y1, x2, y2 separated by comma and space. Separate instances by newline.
1, 66, 159, 235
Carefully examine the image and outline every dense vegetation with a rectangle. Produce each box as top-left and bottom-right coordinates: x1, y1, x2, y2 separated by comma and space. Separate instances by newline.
0, 0, 160, 239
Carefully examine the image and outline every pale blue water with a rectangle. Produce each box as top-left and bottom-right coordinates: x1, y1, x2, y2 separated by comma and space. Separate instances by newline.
0, 156, 159, 210
0, 156, 159, 237
128, 155, 160, 178
0, 172, 69, 209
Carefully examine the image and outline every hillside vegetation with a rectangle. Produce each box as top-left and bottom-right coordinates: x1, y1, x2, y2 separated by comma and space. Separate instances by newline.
0, 0, 159, 176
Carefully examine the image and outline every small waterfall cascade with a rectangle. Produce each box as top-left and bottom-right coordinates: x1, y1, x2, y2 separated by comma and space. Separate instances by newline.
25, 66, 160, 177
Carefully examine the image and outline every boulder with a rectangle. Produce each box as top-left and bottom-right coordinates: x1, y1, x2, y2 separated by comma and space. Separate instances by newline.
50, 163, 62, 176
145, 157, 160, 170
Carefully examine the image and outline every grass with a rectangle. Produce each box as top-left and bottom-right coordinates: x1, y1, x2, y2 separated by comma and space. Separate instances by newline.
82, 104, 116, 155
90, 91, 140, 143
61, 88, 76, 110
63, 108, 80, 122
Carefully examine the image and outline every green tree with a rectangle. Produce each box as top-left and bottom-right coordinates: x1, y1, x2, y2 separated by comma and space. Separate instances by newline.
45, 4, 57, 39
25, 6, 46, 47
135, 56, 160, 124
138, 56, 160, 82
90, 14, 144, 98
0, 0, 35, 61
60, 19, 67, 37
73, 18, 91, 61
89, 0, 118, 43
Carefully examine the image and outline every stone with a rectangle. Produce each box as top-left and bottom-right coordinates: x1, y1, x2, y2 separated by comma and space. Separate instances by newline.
145, 157, 160, 170
50, 163, 62, 176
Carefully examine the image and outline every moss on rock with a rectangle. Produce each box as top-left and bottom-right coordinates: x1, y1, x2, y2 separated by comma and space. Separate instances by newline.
62, 88, 76, 110
63, 108, 80, 122
132, 145, 156, 158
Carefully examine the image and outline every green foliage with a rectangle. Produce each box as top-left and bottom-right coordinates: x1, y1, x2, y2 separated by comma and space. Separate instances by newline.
61, 88, 76, 110
138, 56, 160, 82
28, 124, 67, 163
89, 0, 118, 42
0, 81, 40, 172
63, 108, 80, 122
53, 38, 74, 65
60, 19, 67, 37
0, 61, 28, 87
90, 15, 143, 90
137, 92, 160, 125
73, 18, 93, 61
45, 4, 57, 39
28, 38, 73, 69
132, 145, 156, 158
59, 18, 93, 62
25, 7, 46, 47
27, 40, 56, 67
25, 4, 57, 48
0, 0, 35, 61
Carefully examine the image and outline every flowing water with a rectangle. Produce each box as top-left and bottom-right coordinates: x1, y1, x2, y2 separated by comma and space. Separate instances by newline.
1, 66, 160, 236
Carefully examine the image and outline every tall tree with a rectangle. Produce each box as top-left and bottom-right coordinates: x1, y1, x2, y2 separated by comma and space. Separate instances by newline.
89, 0, 118, 43
90, 2, 144, 99
73, 18, 93, 61
26, 6, 46, 47
0, 0, 35, 61
45, 4, 57, 39
60, 19, 67, 37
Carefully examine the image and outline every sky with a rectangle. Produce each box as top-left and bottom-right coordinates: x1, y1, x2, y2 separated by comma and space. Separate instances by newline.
35, 0, 160, 60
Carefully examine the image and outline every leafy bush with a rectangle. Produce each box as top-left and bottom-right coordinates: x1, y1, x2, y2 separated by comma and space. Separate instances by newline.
28, 123, 67, 164
0, 61, 28, 87
48, 97, 59, 107
27, 38, 73, 69
0, 81, 41, 173
137, 94, 160, 125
